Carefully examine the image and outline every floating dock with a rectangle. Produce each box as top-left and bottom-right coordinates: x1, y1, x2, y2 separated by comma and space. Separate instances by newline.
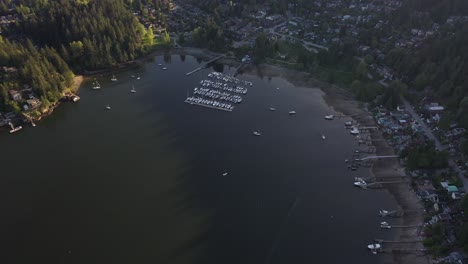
184, 99, 233, 112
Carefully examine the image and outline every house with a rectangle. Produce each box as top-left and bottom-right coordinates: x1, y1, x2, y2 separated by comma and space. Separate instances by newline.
26, 98, 41, 110
418, 189, 439, 202
9, 90, 22, 101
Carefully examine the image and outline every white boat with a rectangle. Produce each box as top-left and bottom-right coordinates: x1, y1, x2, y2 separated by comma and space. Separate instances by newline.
368, 243, 381, 254
380, 222, 391, 229
130, 86, 136, 93
137, 77, 141, 80
350, 127, 360, 135
269, 107, 276, 111
158, 63, 162, 66
92, 79, 101, 90
222, 172, 228, 176
289, 111, 296, 115
353, 178, 367, 189
325, 114, 334, 120
345, 121, 353, 127
105, 104, 111, 110
131, 75, 135, 78
276, 87, 280, 90
322, 134, 326, 140
162, 67, 168, 70
111, 74, 117, 82
253, 131, 261, 136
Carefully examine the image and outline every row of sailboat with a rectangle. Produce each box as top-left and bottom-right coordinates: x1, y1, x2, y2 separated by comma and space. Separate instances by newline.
91, 75, 138, 110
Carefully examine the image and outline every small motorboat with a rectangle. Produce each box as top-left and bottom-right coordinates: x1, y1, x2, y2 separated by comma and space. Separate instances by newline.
162, 67, 168, 70
105, 104, 111, 110
367, 243, 381, 254
158, 63, 162, 66
137, 77, 141, 80
269, 107, 276, 111
130, 86, 136, 93
380, 222, 391, 229
322, 134, 326, 140
253, 131, 261, 136
350, 127, 360, 135
276, 87, 280, 90
353, 178, 367, 189
289, 111, 296, 115
345, 121, 353, 127
111, 74, 117, 82
325, 114, 334, 120
131, 75, 135, 78
222, 172, 228, 176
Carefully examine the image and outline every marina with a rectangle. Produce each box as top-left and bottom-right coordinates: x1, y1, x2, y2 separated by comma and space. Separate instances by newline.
200, 79, 248, 94
184, 71, 251, 112
184, 97, 234, 112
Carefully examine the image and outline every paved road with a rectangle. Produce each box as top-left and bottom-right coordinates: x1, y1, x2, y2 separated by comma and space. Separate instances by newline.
403, 99, 468, 189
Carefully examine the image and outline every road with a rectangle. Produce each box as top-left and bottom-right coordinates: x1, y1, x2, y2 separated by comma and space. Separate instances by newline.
403, 99, 468, 188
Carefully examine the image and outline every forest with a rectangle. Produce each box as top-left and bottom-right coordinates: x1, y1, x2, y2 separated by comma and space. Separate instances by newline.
0, 0, 165, 114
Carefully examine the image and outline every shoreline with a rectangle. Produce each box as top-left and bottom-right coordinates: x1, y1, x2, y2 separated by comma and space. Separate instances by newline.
234, 62, 429, 264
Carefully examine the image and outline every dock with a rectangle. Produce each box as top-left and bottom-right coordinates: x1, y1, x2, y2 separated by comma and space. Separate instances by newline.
184, 99, 233, 112
375, 238, 421, 244
186, 55, 226, 76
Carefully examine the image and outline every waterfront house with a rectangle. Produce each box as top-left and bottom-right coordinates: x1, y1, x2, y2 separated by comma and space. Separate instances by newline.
9, 90, 22, 101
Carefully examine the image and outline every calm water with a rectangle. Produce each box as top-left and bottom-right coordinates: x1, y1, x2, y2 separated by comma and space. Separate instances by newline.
0, 55, 398, 264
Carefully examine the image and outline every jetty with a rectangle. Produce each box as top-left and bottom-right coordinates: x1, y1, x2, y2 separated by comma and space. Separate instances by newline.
186, 55, 226, 76
184, 97, 234, 112
356, 155, 399, 161
375, 238, 422, 244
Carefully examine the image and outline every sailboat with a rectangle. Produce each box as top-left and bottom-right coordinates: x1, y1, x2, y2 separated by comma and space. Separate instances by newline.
111, 74, 117, 82
130, 85, 136, 93
92, 79, 101, 90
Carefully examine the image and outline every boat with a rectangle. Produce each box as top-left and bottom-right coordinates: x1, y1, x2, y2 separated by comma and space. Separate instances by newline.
92, 79, 101, 90
345, 121, 353, 127
289, 111, 296, 115
325, 114, 334, 120
162, 67, 168, 70
367, 243, 381, 254
276, 87, 280, 90
253, 131, 261, 136
130, 86, 136, 93
9, 122, 22, 133
222, 172, 228, 176
105, 104, 111, 110
111, 74, 117, 82
380, 222, 391, 229
350, 127, 360, 135
72, 95, 80, 102
269, 107, 276, 111
131, 75, 135, 78
321, 134, 326, 140
353, 178, 367, 189
137, 77, 141, 80
158, 63, 162, 66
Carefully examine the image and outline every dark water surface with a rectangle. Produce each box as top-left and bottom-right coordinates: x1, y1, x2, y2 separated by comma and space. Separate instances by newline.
0, 55, 398, 264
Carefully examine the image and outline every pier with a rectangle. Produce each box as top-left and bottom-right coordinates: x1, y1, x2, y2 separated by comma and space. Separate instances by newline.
357, 155, 399, 161
233, 61, 245, 77
374, 239, 421, 244
186, 55, 226, 76
184, 98, 233, 112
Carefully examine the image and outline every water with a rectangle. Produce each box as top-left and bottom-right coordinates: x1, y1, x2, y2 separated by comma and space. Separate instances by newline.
0, 55, 398, 264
